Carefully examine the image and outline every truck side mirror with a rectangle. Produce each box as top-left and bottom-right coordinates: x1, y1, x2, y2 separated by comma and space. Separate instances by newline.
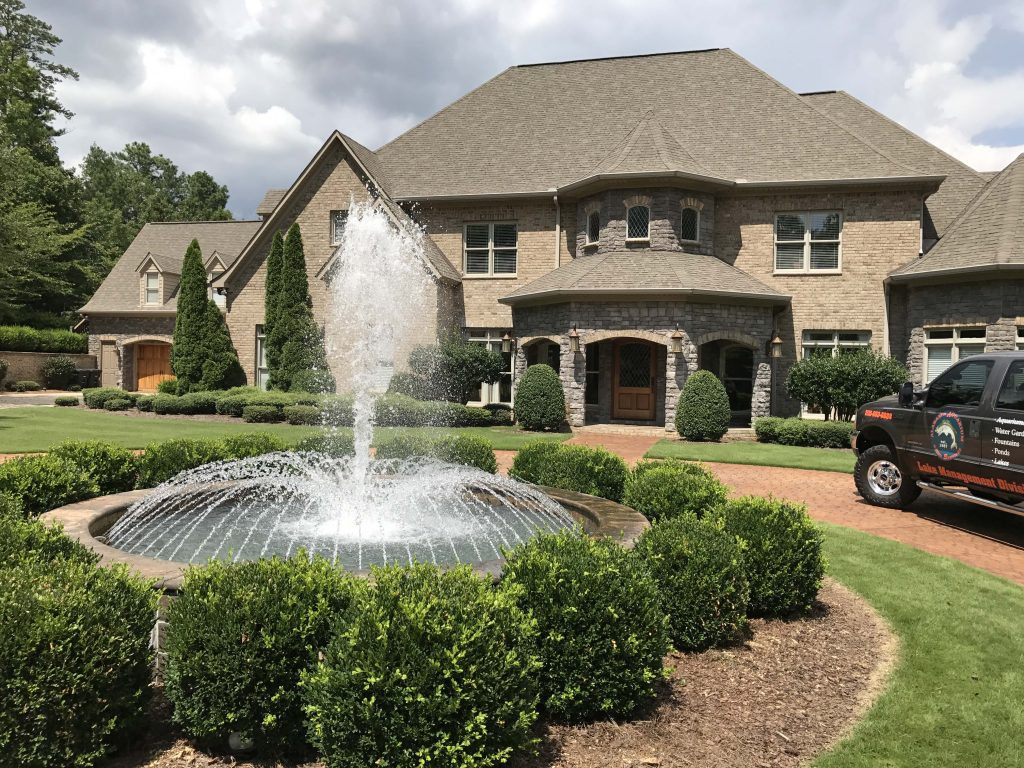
899, 381, 914, 408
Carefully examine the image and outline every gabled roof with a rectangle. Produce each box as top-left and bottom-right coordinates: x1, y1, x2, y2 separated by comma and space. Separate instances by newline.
500, 250, 790, 305
255, 189, 287, 217
801, 90, 988, 238
376, 49, 939, 200
205, 250, 239, 271
890, 154, 1024, 282
135, 252, 183, 275
80, 220, 261, 314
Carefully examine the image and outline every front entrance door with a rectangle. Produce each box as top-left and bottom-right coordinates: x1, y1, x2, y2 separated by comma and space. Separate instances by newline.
613, 340, 655, 420
135, 344, 173, 392
100, 342, 118, 387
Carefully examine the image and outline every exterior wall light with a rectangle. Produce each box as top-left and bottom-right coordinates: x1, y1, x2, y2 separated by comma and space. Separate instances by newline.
568, 326, 581, 354
670, 327, 684, 354
771, 332, 784, 359
501, 331, 513, 354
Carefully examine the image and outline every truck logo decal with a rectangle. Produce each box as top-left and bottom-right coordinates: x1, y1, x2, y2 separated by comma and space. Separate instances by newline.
931, 412, 963, 461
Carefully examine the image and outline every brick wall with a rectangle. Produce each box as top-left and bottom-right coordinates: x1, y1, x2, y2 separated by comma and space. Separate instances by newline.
0, 351, 97, 386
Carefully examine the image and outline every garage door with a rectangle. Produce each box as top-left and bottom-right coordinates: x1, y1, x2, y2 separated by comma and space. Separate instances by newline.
136, 344, 173, 392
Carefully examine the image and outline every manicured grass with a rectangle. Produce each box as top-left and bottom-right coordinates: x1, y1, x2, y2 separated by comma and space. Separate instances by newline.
646, 439, 855, 474
816, 523, 1024, 767
0, 407, 569, 453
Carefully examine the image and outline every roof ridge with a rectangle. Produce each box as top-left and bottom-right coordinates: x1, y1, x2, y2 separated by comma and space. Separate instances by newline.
143, 219, 260, 225
651, 116, 711, 175
997, 154, 1024, 263
515, 48, 722, 69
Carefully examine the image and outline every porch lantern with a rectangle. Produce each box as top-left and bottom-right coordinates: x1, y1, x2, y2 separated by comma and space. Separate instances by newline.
501, 331, 513, 354
568, 326, 581, 354
670, 327, 684, 354
770, 332, 784, 359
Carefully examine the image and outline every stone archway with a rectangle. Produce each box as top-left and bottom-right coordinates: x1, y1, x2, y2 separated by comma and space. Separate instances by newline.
695, 333, 770, 427
121, 336, 174, 392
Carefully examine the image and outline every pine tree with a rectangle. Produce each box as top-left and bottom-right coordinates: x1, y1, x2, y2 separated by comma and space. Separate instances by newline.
263, 230, 285, 381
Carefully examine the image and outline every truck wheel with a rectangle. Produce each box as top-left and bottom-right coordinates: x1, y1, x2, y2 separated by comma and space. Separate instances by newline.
855, 444, 921, 508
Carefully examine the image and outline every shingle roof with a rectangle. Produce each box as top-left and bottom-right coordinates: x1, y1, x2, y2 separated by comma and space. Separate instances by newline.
500, 250, 789, 305
80, 220, 261, 313
255, 189, 287, 216
135, 252, 183, 275
377, 49, 927, 199
801, 90, 987, 238
890, 154, 1024, 281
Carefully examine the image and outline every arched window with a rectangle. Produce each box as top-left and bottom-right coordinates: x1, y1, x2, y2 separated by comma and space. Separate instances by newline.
626, 205, 650, 240
586, 211, 600, 244
680, 206, 699, 242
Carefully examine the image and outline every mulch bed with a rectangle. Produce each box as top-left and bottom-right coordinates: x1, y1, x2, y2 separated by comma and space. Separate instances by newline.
105, 578, 894, 768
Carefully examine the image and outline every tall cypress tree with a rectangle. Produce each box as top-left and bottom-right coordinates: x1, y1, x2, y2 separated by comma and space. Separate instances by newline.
263, 229, 285, 381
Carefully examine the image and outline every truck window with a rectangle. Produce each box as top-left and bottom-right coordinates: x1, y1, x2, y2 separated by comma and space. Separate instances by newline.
995, 360, 1024, 411
925, 359, 994, 408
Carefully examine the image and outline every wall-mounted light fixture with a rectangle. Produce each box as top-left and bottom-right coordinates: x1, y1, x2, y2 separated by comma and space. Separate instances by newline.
771, 332, 783, 359
501, 331, 513, 354
568, 325, 581, 354
670, 327, 684, 354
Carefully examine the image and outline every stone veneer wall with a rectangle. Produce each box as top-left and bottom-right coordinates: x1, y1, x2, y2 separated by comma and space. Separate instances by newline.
511, 300, 775, 429
575, 187, 715, 256
0, 351, 97, 385
88, 315, 175, 389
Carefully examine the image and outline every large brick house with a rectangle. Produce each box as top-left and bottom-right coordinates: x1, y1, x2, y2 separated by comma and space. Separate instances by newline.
80, 48, 1023, 428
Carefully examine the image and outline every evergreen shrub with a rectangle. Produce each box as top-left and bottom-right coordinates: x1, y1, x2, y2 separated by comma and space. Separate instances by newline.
675, 370, 730, 441
514, 364, 566, 431
375, 433, 498, 473
39, 355, 77, 389
623, 460, 728, 522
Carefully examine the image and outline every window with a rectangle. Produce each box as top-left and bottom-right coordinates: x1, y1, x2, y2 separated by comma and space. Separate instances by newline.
463, 223, 517, 276
1017, 326, 1024, 350
775, 212, 842, 272
330, 210, 348, 246
996, 360, 1024, 411
926, 359, 993, 408
586, 211, 600, 244
144, 272, 159, 305
801, 330, 870, 358
924, 327, 986, 384
680, 206, 699, 242
255, 325, 269, 391
208, 271, 225, 308
585, 344, 600, 405
467, 330, 512, 405
626, 206, 650, 240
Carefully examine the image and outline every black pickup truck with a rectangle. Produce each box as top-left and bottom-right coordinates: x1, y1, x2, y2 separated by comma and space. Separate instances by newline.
852, 351, 1024, 517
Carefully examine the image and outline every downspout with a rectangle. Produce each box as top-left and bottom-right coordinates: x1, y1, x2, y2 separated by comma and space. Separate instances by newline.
882, 280, 891, 357
553, 193, 561, 269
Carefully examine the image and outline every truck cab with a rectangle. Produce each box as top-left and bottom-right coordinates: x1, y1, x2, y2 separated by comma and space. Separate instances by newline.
853, 351, 1024, 516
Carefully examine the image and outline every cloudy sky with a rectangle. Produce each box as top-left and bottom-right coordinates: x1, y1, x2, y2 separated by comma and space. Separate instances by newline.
40, 0, 1024, 218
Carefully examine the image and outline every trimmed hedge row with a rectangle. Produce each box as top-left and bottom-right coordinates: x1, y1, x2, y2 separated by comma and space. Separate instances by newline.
0, 325, 88, 353
374, 433, 498, 473
509, 442, 629, 502
754, 417, 855, 449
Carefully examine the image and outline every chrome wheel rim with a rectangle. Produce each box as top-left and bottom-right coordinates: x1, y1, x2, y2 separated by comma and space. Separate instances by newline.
867, 460, 902, 497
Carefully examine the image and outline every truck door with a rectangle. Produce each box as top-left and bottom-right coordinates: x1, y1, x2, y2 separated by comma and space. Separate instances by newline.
985, 359, 1024, 473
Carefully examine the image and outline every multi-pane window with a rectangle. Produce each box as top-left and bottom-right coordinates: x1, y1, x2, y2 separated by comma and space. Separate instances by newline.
330, 210, 348, 246
801, 330, 870, 358
626, 206, 650, 240
924, 327, 986, 384
208, 271, 225, 307
586, 211, 600, 244
144, 272, 159, 304
585, 344, 600, 405
255, 325, 269, 391
467, 330, 512, 405
463, 223, 517, 275
680, 206, 699, 242
775, 212, 842, 272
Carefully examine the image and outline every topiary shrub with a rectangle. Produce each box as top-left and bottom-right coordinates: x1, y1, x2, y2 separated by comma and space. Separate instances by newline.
386, 371, 427, 399
49, 440, 139, 495
165, 555, 358, 757
484, 402, 514, 424
54, 395, 79, 407
157, 377, 179, 395
0, 558, 156, 768
623, 460, 728, 522
500, 531, 669, 721
0, 455, 99, 517
302, 563, 539, 767
0, 514, 98, 567
40, 356, 78, 389
514, 364, 566, 431
242, 404, 285, 423
283, 404, 321, 425
295, 432, 355, 457
716, 496, 825, 616
152, 393, 183, 415
675, 369, 731, 441
221, 432, 289, 459
374, 433, 498, 473
511, 443, 628, 502
632, 516, 749, 650
508, 440, 563, 484
82, 387, 137, 409
8, 379, 43, 391
405, 338, 505, 403
137, 438, 230, 487
103, 396, 132, 411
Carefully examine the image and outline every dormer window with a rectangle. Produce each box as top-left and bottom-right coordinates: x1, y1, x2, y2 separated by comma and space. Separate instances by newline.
586, 211, 600, 244
680, 206, 699, 242
626, 206, 650, 241
331, 210, 348, 246
144, 272, 160, 305
208, 270, 225, 307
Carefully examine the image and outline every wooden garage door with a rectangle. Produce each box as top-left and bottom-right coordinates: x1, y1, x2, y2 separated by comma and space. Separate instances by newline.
136, 344, 173, 392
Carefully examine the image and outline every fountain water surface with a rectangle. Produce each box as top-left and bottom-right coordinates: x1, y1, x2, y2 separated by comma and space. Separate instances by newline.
104, 202, 576, 569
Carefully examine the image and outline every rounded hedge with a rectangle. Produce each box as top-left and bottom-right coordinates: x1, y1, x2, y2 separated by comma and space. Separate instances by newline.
156, 377, 179, 395
515, 364, 566, 431
374, 433, 498, 473
82, 387, 137, 409
302, 563, 540, 768
0, 454, 99, 517
7, 379, 43, 391
283, 404, 321, 425
0, 558, 156, 768
137, 438, 230, 487
675, 369, 731, 441
511, 442, 628, 502
500, 531, 669, 721
54, 395, 79, 407
717, 496, 825, 616
49, 440, 139, 495
623, 460, 728, 522
165, 555, 358, 757
135, 394, 156, 412
508, 440, 563, 484
221, 432, 289, 459
633, 516, 749, 650
754, 417, 854, 449
40, 356, 78, 389
103, 396, 132, 411
242, 404, 285, 423
295, 432, 355, 457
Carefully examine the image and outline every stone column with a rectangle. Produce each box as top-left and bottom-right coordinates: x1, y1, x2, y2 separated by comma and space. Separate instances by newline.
560, 336, 586, 427
511, 343, 528, 407
751, 351, 772, 420
664, 346, 680, 431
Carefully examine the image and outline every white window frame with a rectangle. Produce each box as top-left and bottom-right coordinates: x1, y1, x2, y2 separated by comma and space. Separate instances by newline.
923, 326, 987, 385
625, 205, 650, 242
1016, 326, 1024, 350
800, 330, 871, 359
465, 330, 513, 406
585, 210, 600, 246
330, 210, 348, 246
774, 211, 843, 274
208, 270, 225, 307
144, 272, 160, 305
680, 206, 700, 243
462, 222, 517, 278
255, 325, 270, 391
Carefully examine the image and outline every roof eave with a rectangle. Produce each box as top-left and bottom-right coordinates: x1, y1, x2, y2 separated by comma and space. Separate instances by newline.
737, 174, 946, 191
499, 287, 791, 307
78, 308, 177, 317
391, 189, 556, 203
557, 170, 732, 195
887, 261, 1024, 284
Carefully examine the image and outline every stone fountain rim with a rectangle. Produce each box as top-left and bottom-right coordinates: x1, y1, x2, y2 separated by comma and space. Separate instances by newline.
41, 484, 649, 592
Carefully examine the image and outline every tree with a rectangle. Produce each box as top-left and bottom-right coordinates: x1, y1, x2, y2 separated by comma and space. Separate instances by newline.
171, 239, 244, 392
675, 369, 731, 441
406, 338, 504, 403
263, 230, 285, 377
786, 351, 907, 420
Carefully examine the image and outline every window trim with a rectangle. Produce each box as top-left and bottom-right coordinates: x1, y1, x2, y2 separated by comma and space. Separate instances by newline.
330, 209, 348, 246
465, 329, 514, 406
585, 210, 600, 246
800, 329, 871, 359
143, 271, 161, 306
680, 205, 700, 244
773, 211, 843, 275
462, 222, 518, 278
923, 326, 987, 385
625, 205, 651, 242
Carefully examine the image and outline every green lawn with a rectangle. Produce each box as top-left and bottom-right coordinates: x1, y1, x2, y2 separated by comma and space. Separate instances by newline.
646, 439, 856, 473
816, 524, 1024, 767
0, 407, 569, 453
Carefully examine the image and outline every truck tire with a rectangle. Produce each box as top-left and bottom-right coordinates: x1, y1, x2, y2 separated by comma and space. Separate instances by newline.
854, 444, 921, 508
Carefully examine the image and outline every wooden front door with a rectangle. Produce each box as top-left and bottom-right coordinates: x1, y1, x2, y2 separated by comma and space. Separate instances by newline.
135, 344, 173, 392
100, 342, 118, 387
612, 340, 656, 420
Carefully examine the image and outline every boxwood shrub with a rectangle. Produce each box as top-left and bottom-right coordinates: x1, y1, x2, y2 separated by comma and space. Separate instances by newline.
0, 491, 22, 519
0, 454, 99, 517
623, 460, 728, 522
156, 377, 179, 395
295, 432, 355, 457
7, 379, 43, 391
165, 555, 358, 757
510, 442, 627, 502
137, 438, 230, 487
508, 441, 563, 484
753, 416, 854, 449
375, 433, 498, 473
283, 404, 321, 425
221, 432, 289, 459
675, 369, 731, 441
243, 404, 285, 423
633, 516, 749, 650
40, 356, 78, 389
0, 558, 156, 768
302, 563, 540, 767
49, 440, 139, 495
83, 387, 137, 409
54, 395, 79, 407
135, 394, 155, 411
320, 395, 354, 427
0, 514, 98, 567
500, 531, 669, 721
717, 496, 825, 616
103, 396, 133, 411
514, 364, 566, 431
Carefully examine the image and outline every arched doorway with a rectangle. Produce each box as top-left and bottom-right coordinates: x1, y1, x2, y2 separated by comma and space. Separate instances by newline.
613, 339, 656, 420
132, 341, 173, 392
699, 340, 754, 425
